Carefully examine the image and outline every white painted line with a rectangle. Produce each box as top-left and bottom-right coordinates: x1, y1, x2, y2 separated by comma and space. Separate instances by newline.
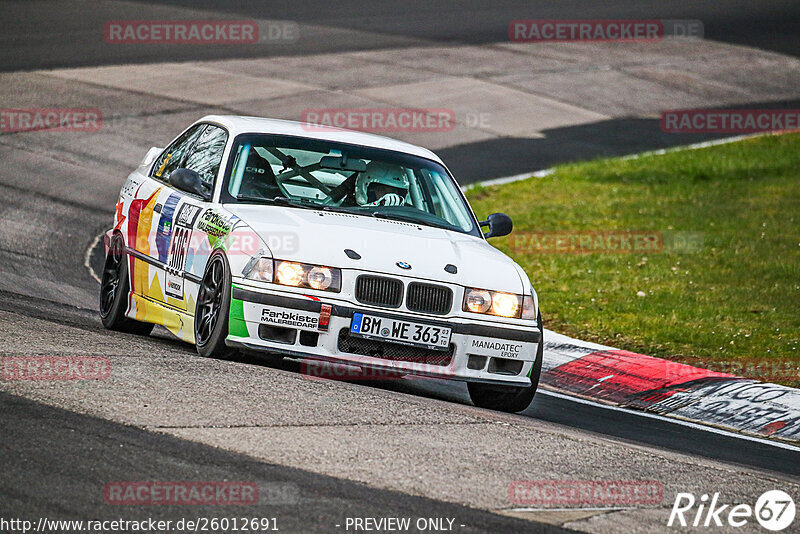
84, 231, 104, 284
463, 132, 772, 191
616, 132, 768, 161
465, 168, 553, 189
538, 389, 800, 452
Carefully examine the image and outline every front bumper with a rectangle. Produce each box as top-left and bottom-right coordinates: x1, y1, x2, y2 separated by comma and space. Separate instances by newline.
227, 285, 542, 386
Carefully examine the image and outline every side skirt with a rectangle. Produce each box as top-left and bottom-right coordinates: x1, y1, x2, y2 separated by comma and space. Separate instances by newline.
127, 292, 196, 344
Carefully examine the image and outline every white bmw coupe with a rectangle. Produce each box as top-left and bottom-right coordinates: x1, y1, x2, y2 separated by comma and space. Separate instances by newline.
100, 116, 543, 412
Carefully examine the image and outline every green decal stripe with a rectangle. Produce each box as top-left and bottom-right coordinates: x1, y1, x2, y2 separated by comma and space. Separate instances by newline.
228, 298, 250, 338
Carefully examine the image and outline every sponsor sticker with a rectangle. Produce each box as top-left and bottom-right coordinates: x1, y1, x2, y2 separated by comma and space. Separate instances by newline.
468, 338, 528, 359
197, 210, 233, 238
165, 272, 184, 299
175, 203, 202, 228
256, 305, 320, 330
120, 178, 141, 198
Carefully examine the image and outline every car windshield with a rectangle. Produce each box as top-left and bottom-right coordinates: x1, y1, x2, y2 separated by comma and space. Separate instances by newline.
222, 134, 480, 236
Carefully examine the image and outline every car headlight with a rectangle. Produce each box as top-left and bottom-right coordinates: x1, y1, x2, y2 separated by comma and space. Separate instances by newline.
243, 258, 341, 292
308, 266, 336, 291
276, 261, 305, 286
274, 260, 341, 292
243, 257, 273, 282
521, 294, 536, 320
463, 288, 535, 319
464, 289, 492, 314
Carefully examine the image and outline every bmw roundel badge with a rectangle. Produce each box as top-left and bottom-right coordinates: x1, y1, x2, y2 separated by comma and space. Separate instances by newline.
396, 261, 412, 270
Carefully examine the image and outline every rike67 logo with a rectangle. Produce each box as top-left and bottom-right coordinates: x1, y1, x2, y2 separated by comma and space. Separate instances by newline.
668, 490, 795, 531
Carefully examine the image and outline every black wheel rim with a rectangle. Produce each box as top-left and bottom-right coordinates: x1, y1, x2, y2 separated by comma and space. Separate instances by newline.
196, 256, 224, 346
100, 238, 123, 317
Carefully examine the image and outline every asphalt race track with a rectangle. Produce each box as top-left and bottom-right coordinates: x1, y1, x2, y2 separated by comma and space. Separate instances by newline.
2, 0, 800, 71
1, 2, 799, 532
1, 392, 566, 533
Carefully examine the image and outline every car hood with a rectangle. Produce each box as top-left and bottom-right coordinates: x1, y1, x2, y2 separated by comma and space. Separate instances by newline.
224, 205, 525, 293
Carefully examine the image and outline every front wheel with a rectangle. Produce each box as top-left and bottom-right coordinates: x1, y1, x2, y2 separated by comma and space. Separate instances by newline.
468, 313, 543, 413
195, 252, 236, 359
99, 234, 154, 336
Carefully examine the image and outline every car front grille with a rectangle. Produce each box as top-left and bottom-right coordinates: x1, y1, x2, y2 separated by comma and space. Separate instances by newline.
337, 329, 454, 366
406, 282, 453, 315
355, 275, 403, 308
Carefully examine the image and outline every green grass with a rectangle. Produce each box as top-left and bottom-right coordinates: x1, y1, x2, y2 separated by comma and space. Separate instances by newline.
466, 133, 800, 386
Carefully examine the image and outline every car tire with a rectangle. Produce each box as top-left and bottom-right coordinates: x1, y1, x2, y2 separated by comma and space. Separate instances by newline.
195, 252, 237, 359
467, 312, 543, 413
99, 234, 155, 336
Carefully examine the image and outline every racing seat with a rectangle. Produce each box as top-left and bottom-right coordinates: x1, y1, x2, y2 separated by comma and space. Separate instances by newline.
238, 150, 280, 198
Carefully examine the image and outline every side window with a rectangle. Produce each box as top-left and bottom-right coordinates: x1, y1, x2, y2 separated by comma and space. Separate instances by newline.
151, 124, 205, 182
183, 125, 228, 190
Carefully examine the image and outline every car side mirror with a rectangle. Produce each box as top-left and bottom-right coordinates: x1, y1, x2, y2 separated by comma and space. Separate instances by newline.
480, 213, 513, 238
142, 146, 161, 167
170, 168, 211, 201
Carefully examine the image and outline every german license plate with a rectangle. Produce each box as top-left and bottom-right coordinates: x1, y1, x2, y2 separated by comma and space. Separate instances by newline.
350, 312, 452, 351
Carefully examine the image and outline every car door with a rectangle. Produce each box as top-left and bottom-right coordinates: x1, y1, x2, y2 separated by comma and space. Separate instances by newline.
126, 123, 205, 308
159, 124, 229, 312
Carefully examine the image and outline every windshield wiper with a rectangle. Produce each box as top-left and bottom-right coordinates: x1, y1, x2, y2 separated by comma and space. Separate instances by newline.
371, 211, 453, 231
237, 195, 351, 214
236, 194, 315, 209
236, 194, 275, 203
268, 196, 310, 206
272, 196, 346, 211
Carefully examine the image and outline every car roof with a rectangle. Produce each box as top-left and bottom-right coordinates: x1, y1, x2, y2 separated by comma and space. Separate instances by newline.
196, 115, 445, 164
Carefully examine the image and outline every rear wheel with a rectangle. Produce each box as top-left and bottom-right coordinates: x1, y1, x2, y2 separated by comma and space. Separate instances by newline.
468, 312, 543, 413
195, 252, 236, 359
99, 234, 154, 335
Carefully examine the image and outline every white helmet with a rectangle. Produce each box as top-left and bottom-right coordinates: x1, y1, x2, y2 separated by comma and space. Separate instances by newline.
355, 161, 409, 206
